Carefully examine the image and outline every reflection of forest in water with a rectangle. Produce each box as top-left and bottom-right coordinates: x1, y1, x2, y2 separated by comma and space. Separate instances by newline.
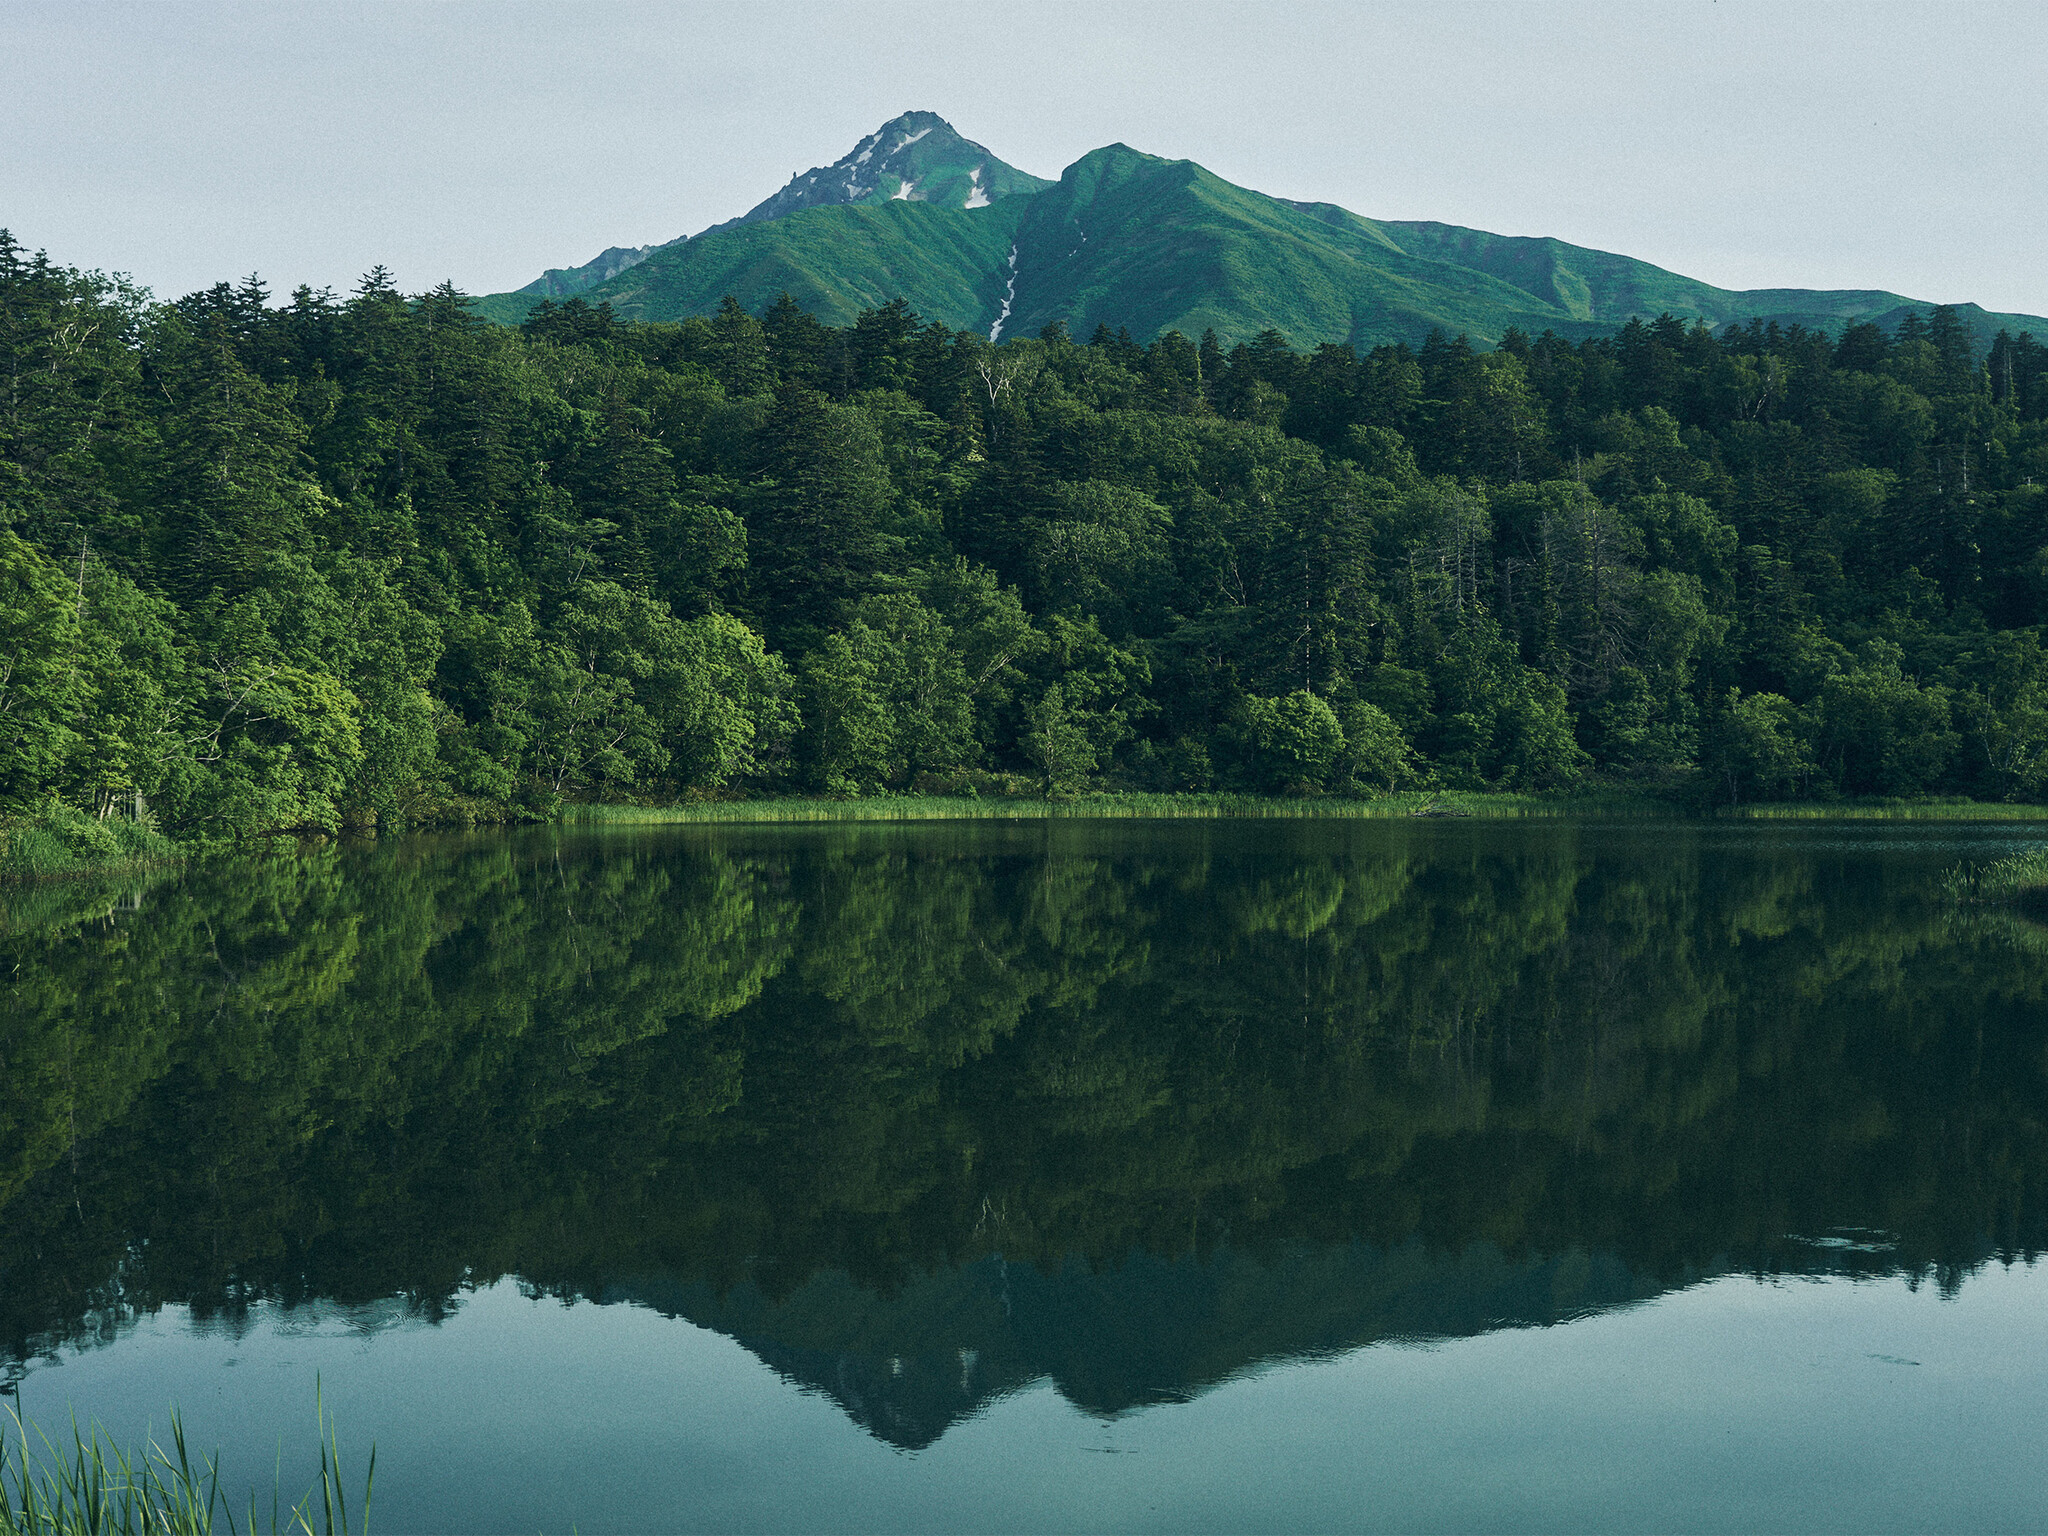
3, 820, 2046, 1445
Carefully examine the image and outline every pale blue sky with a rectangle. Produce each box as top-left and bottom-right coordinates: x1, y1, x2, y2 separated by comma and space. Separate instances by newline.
5, 0, 2044, 314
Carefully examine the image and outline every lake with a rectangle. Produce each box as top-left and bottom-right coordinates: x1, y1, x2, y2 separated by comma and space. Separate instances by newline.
4, 817, 2047, 1533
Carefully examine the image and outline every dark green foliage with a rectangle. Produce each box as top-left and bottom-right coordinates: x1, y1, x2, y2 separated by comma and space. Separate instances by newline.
5, 823, 2048, 1438
7, 227, 2048, 822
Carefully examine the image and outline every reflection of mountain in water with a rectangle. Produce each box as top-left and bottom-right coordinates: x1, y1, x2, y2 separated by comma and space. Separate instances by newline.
3, 821, 2046, 1441
603, 1242, 1674, 1448
604, 1226, 2009, 1449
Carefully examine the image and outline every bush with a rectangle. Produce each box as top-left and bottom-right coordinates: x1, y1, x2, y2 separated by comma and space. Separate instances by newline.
0, 803, 182, 880
1240, 691, 1344, 793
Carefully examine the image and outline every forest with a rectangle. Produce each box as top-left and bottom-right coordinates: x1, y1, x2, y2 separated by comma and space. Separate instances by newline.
7, 225, 2048, 835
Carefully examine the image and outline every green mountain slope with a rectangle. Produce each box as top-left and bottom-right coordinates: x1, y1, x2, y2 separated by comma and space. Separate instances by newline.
503, 195, 1025, 330
999, 145, 1613, 345
478, 134, 2048, 349
479, 146, 1623, 343
518, 243, 666, 302
503, 111, 1050, 305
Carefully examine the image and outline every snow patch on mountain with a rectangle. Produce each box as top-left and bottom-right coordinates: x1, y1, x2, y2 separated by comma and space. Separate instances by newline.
512, 112, 1053, 292
989, 244, 1018, 342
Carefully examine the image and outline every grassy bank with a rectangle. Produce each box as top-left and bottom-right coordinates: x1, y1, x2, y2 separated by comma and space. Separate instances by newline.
562, 791, 1666, 824
1715, 797, 2048, 821
565, 791, 2048, 826
0, 805, 183, 881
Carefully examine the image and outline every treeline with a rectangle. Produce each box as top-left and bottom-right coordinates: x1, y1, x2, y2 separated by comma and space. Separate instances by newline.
7, 225, 2048, 831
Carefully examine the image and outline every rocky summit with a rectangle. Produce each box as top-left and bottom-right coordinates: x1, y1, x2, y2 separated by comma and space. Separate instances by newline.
515, 112, 1049, 300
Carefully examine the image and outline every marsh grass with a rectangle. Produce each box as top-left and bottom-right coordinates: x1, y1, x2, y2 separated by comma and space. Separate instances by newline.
1943, 847, 2048, 904
0, 1400, 369, 1536
0, 806, 181, 882
1717, 798, 2048, 822
569, 792, 2048, 827
563, 791, 1667, 825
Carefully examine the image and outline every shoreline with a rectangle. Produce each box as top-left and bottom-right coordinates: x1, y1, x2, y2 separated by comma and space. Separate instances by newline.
560, 792, 2048, 826
14, 791, 2048, 876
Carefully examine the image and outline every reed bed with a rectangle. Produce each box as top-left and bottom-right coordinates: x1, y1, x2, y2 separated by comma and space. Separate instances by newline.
0, 1403, 369, 1536
1944, 847, 2048, 903
562, 791, 1669, 825
1717, 799, 2048, 821
0, 806, 182, 882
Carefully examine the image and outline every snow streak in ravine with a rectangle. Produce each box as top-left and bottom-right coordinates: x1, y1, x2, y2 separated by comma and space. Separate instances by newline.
989, 245, 1018, 342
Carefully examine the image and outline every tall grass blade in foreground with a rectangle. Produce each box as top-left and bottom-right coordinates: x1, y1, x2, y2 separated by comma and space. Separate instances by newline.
0, 1398, 370, 1536
296, 1385, 372, 1536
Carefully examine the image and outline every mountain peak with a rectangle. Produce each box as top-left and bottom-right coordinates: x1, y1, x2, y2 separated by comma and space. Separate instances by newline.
698, 112, 1052, 236
516, 114, 1049, 299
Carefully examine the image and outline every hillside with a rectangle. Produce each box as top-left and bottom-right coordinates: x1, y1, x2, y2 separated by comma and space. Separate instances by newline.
1383, 220, 2048, 344
478, 121, 2048, 349
997, 145, 1616, 346
505, 111, 1050, 305
506, 195, 1026, 331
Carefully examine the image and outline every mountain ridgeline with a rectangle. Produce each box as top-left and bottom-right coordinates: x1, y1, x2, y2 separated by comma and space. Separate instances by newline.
479, 114, 2048, 351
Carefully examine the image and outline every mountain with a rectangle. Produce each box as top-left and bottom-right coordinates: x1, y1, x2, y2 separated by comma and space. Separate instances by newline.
518, 243, 664, 301
694, 108, 1052, 235
992, 144, 1607, 345
488, 196, 1026, 334
594, 1223, 1923, 1450
1377, 220, 2040, 341
506, 111, 1049, 302
478, 124, 2048, 350
601, 1242, 1676, 1450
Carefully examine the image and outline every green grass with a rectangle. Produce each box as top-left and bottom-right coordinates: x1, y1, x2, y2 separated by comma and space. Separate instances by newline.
0, 1401, 369, 1536
1943, 848, 2048, 904
0, 805, 182, 882
563, 791, 2048, 828
561, 790, 1667, 825
1716, 798, 2048, 821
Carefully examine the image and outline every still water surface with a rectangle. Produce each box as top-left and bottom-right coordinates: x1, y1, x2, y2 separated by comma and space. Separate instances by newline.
4, 818, 2047, 1531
